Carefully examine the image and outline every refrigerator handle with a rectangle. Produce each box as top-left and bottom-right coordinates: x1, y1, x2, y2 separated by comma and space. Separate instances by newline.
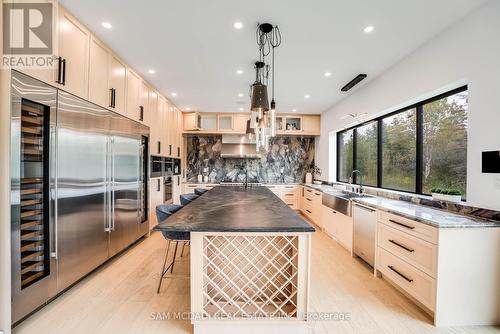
105, 137, 111, 232
111, 137, 116, 231
51, 125, 58, 259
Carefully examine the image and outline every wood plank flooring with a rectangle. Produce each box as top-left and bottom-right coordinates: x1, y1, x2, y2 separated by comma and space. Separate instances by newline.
13, 225, 499, 334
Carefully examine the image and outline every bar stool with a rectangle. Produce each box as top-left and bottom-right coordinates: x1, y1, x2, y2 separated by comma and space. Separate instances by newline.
180, 193, 199, 205
156, 204, 189, 293
194, 188, 208, 196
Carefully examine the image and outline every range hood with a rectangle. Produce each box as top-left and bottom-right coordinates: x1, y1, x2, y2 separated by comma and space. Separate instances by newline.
221, 134, 261, 159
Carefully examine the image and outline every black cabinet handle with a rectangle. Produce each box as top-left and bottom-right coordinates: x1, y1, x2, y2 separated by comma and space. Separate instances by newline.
61, 58, 66, 85
389, 219, 415, 230
306, 209, 312, 214
56, 56, 63, 84
388, 265, 413, 282
109, 88, 114, 108
306, 198, 312, 202
169, 144, 172, 156
388, 239, 415, 253
139, 106, 144, 121
157, 179, 160, 191
157, 141, 161, 154
177, 176, 180, 186
112, 88, 116, 108
177, 147, 180, 157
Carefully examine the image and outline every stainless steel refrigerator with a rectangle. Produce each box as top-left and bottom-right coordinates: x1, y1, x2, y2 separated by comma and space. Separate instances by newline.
10, 71, 150, 324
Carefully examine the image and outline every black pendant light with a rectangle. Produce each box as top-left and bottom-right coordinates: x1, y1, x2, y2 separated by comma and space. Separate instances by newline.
250, 61, 269, 112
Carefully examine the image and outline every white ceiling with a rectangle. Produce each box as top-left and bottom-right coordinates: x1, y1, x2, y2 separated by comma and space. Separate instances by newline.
59, 0, 487, 114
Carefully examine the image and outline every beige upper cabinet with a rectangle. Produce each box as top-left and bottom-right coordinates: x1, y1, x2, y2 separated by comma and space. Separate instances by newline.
183, 113, 201, 131
149, 91, 161, 155
126, 69, 141, 121
108, 55, 126, 115
139, 81, 150, 126
57, 6, 90, 99
88, 36, 110, 108
218, 115, 234, 132
233, 114, 249, 134
303, 115, 321, 135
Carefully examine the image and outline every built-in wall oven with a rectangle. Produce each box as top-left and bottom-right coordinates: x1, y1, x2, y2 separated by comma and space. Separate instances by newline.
151, 155, 163, 178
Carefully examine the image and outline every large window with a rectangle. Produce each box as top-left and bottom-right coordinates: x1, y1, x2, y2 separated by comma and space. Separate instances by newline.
336, 86, 468, 198
337, 130, 353, 183
355, 121, 378, 186
382, 109, 417, 192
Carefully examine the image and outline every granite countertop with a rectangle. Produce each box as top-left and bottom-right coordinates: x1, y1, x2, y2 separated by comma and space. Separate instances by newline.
156, 186, 315, 233
303, 184, 500, 229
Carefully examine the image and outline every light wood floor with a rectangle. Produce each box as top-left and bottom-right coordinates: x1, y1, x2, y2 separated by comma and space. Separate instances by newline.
13, 225, 499, 334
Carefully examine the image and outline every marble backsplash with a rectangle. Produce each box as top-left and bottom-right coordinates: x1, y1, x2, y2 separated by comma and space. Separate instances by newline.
186, 135, 315, 183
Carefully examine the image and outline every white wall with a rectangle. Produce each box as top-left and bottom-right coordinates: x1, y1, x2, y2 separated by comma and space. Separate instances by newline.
317, 0, 500, 211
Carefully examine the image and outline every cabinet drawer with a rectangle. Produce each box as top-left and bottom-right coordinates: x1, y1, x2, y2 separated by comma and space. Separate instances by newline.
285, 202, 298, 210
282, 191, 297, 200
378, 223, 437, 278
377, 247, 436, 311
378, 212, 438, 244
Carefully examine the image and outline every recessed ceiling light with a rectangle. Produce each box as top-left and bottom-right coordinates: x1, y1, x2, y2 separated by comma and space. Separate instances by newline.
292, 109, 297, 112
233, 22, 243, 30
171, 92, 177, 97
148, 69, 155, 74
324, 72, 332, 77
304, 95, 310, 99
363, 25, 374, 33
101, 22, 112, 29
185, 107, 191, 111
239, 108, 244, 111
236, 69, 243, 75
238, 93, 244, 97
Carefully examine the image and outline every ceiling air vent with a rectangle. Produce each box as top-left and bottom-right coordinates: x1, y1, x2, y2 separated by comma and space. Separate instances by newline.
341, 74, 367, 92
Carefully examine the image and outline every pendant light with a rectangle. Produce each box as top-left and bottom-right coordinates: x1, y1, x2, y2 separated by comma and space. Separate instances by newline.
248, 22, 282, 152
250, 61, 269, 112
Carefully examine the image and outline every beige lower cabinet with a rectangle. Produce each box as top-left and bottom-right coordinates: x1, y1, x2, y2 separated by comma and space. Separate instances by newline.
265, 185, 299, 210
149, 177, 164, 230
319, 203, 352, 252
300, 186, 322, 223
375, 211, 500, 326
182, 183, 218, 194
172, 175, 182, 205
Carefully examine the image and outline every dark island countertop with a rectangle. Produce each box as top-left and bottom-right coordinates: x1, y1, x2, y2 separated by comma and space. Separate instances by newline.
156, 186, 315, 233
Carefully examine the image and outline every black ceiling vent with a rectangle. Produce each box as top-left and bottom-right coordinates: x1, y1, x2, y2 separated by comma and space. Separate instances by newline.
341, 74, 367, 92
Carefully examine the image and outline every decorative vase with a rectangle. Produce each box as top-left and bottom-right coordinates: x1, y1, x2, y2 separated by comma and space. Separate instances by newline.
305, 172, 313, 184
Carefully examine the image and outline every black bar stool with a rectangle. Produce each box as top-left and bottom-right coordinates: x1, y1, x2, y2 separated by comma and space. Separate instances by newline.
194, 188, 209, 195
180, 193, 199, 205
156, 204, 189, 293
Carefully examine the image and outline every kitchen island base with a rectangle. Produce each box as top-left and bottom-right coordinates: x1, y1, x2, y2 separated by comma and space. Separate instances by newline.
190, 231, 311, 334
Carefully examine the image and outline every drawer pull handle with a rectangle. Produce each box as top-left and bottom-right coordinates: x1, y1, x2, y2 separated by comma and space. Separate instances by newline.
306, 189, 312, 193
388, 239, 415, 253
388, 265, 413, 283
284, 193, 294, 196
306, 198, 312, 202
306, 209, 312, 214
389, 219, 415, 230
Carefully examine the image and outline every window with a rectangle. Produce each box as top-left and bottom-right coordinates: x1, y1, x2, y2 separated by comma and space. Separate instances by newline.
422, 91, 468, 197
336, 86, 468, 198
337, 129, 353, 183
382, 109, 417, 192
355, 121, 378, 186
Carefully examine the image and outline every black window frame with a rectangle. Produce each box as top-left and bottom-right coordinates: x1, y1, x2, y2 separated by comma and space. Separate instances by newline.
336, 85, 468, 198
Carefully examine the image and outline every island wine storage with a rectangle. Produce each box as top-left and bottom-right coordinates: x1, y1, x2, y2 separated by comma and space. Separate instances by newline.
19, 100, 50, 289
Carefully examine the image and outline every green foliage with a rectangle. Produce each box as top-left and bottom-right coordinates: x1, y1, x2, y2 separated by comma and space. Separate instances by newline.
431, 188, 462, 196
307, 164, 321, 176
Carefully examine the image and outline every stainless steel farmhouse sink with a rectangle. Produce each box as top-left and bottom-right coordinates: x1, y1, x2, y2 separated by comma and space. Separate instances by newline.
321, 191, 369, 217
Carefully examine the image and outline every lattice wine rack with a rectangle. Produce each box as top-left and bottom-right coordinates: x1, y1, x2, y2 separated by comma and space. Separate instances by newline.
200, 235, 299, 318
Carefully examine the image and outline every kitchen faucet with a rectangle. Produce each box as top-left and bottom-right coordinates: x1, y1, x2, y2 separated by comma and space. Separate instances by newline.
351, 170, 363, 194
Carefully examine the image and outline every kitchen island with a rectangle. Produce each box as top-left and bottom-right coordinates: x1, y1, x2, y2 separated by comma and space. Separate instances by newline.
157, 185, 315, 334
